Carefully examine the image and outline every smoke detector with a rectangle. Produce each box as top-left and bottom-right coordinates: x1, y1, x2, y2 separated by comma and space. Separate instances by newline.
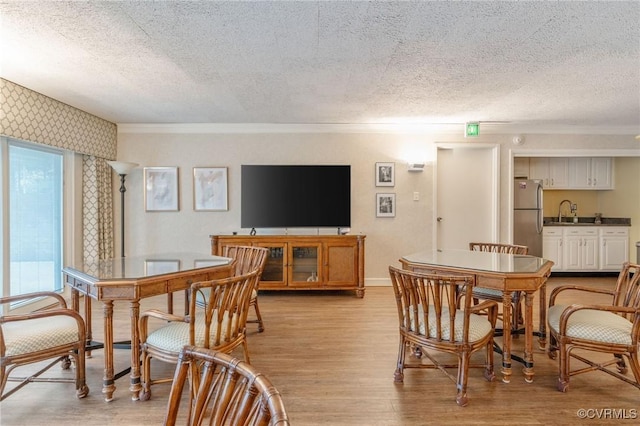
512, 136, 524, 145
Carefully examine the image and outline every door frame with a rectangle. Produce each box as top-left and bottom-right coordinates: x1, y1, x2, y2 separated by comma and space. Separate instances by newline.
432, 142, 500, 250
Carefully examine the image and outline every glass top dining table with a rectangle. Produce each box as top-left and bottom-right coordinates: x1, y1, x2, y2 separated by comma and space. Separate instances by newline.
401, 248, 551, 275
66, 252, 231, 282
62, 252, 233, 402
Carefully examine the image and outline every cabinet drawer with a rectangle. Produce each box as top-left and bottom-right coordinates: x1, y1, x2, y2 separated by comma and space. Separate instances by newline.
563, 228, 598, 237
600, 228, 629, 236
543, 228, 562, 236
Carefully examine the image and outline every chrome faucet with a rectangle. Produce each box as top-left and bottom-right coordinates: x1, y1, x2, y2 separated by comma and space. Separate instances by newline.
558, 199, 572, 222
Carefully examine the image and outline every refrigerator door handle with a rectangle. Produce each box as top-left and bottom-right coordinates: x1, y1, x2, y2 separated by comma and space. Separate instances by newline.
536, 209, 543, 234
536, 184, 544, 234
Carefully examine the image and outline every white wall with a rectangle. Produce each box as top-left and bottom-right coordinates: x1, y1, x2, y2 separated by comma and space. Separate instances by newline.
116, 129, 640, 283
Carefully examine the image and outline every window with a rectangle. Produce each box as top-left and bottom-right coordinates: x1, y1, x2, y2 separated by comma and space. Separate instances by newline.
1, 139, 64, 307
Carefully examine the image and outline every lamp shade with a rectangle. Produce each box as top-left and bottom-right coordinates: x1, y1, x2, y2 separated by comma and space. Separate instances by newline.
107, 161, 138, 175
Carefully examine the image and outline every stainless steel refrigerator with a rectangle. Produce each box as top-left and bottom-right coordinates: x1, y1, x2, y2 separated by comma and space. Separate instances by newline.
513, 179, 544, 257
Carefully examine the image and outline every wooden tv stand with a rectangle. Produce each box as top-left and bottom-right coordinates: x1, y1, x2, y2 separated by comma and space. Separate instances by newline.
210, 234, 366, 297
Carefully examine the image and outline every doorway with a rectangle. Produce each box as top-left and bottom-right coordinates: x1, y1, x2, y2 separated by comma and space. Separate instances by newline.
434, 144, 499, 249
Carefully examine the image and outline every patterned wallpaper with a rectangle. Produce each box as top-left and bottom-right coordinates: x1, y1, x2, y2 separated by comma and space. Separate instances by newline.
0, 78, 116, 158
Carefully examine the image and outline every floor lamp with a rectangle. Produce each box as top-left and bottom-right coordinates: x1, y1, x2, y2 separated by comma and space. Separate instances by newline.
107, 161, 138, 257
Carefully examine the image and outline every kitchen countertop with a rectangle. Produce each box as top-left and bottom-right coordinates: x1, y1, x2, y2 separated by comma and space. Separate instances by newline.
543, 217, 631, 226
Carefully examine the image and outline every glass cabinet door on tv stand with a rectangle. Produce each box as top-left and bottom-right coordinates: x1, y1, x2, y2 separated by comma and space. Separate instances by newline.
256, 242, 287, 288
288, 243, 322, 288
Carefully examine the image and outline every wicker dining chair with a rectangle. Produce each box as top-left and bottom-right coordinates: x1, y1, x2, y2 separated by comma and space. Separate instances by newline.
0, 291, 89, 401
164, 345, 290, 426
548, 261, 640, 392
198, 246, 269, 332
389, 266, 498, 406
139, 269, 261, 401
469, 242, 529, 335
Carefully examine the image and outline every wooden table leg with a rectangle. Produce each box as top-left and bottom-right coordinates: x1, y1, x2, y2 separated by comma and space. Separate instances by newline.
102, 300, 116, 402
70, 287, 79, 312
84, 296, 93, 357
523, 291, 535, 383
129, 300, 141, 401
501, 292, 512, 383
537, 279, 547, 349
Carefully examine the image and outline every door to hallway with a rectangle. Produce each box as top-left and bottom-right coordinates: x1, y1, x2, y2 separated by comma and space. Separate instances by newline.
435, 144, 498, 250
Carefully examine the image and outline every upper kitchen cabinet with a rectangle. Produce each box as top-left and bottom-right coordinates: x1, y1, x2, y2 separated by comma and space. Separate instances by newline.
568, 157, 613, 189
529, 158, 569, 188
526, 157, 614, 190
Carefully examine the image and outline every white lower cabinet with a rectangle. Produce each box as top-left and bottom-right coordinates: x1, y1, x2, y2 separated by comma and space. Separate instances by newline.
563, 228, 599, 271
599, 227, 630, 271
543, 226, 629, 272
542, 228, 563, 271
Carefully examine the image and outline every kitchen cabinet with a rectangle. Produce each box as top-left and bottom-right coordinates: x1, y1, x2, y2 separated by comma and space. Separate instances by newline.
542, 228, 563, 271
529, 158, 569, 188
210, 234, 366, 297
568, 157, 613, 189
563, 228, 599, 271
599, 227, 629, 270
527, 157, 613, 190
543, 226, 629, 272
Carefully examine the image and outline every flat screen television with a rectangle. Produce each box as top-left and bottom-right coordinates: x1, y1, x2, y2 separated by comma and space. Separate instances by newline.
241, 165, 351, 229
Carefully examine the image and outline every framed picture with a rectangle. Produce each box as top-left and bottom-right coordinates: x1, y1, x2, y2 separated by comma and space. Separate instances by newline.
144, 167, 179, 211
375, 162, 395, 187
376, 193, 396, 217
144, 259, 180, 276
193, 167, 228, 211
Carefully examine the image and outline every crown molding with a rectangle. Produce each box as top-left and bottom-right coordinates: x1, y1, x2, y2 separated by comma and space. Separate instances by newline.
117, 122, 639, 136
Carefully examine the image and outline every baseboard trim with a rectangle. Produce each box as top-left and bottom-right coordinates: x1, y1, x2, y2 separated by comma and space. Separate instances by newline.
365, 278, 391, 287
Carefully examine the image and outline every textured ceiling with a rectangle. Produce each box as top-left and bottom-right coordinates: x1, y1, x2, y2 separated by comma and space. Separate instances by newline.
1, 1, 639, 132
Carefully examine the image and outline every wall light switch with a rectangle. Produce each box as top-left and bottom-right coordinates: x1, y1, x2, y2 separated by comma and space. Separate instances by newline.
413, 192, 420, 201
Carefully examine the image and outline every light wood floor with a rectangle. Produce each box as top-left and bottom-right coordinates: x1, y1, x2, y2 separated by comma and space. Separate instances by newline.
1, 276, 637, 425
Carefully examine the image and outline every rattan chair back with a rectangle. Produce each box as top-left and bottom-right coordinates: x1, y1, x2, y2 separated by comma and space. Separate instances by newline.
164, 345, 289, 426
389, 265, 497, 406
139, 269, 261, 400
469, 242, 529, 335
469, 242, 529, 254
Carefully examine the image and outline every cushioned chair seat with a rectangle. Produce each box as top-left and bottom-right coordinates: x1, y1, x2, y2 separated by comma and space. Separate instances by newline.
472, 288, 518, 299
0, 291, 89, 401
146, 314, 237, 353
3, 316, 81, 357
548, 304, 632, 345
411, 307, 493, 342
